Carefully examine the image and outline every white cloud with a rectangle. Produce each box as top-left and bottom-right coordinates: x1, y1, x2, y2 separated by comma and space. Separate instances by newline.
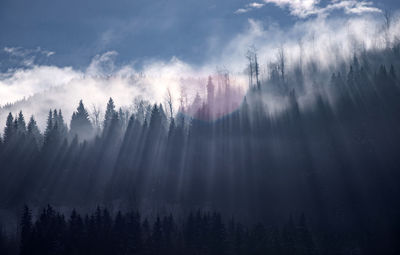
0, 52, 222, 129
264, 0, 319, 18
249, 2, 265, 9
3, 46, 55, 67
86, 51, 119, 77
235, 8, 251, 14
236, 0, 381, 18
235, 2, 265, 14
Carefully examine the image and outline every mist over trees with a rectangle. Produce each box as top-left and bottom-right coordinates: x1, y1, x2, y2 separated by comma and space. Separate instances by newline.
1, 35, 400, 254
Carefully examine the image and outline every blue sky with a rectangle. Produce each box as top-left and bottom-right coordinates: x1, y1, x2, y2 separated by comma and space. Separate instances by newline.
1, 0, 399, 70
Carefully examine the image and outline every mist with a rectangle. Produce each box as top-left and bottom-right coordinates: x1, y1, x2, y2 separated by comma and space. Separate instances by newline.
1, 11, 399, 130
2, 2, 400, 254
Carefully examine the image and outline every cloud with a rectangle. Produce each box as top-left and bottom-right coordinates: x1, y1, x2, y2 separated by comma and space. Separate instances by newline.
235, 2, 265, 14
0, 52, 224, 129
235, 8, 250, 14
3, 46, 55, 68
86, 51, 119, 77
249, 2, 265, 9
326, 0, 381, 16
236, 0, 381, 18
3, 46, 55, 58
263, 0, 319, 17
1, 11, 399, 130
0, 66, 82, 105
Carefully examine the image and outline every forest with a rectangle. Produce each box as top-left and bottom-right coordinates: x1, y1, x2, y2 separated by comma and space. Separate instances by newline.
0, 39, 400, 254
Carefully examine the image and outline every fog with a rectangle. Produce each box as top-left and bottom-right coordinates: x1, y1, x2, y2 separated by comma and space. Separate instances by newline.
0, 11, 399, 130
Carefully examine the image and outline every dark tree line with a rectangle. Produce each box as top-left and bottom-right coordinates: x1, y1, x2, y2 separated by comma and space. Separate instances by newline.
3, 205, 316, 255
1, 47, 400, 253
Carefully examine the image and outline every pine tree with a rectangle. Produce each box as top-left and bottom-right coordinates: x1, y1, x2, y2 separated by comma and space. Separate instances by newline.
148, 104, 164, 134
53, 109, 59, 124
104, 97, 116, 130
17, 111, 27, 135
20, 205, 32, 255
70, 100, 93, 141
159, 104, 168, 130
27, 116, 43, 147
152, 216, 163, 253
43, 109, 62, 147
44, 110, 53, 141
3, 113, 15, 144
191, 93, 202, 116
56, 109, 68, 137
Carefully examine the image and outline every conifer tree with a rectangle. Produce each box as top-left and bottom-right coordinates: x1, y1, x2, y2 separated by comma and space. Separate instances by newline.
70, 100, 93, 141
27, 116, 43, 147
104, 97, 117, 131
20, 205, 32, 255
44, 109, 53, 140
3, 113, 15, 144
17, 111, 27, 135
56, 109, 68, 137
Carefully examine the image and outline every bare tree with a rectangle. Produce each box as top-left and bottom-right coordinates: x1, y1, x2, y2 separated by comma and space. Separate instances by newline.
246, 48, 254, 88
254, 52, 260, 90
383, 9, 392, 48
179, 84, 188, 112
277, 45, 286, 82
132, 96, 151, 124
297, 37, 304, 69
164, 88, 174, 120
383, 9, 392, 31
90, 104, 102, 133
246, 45, 261, 89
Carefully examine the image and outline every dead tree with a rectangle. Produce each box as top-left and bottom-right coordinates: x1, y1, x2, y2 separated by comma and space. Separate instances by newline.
246, 49, 254, 88
383, 9, 392, 48
164, 88, 174, 120
277, 45, 286, 83
246, 45, 260, 89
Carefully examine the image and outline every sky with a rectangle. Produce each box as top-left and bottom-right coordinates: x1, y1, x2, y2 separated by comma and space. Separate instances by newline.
0, 0, 398, 70
0, 0, 400, 129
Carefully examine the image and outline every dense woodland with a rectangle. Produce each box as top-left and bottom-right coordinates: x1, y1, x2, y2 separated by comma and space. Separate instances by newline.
1, 206, 318, 255
1, 42, 400, 254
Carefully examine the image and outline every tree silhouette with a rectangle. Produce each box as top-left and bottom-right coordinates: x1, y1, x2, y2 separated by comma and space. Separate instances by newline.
70, 100, 93, 141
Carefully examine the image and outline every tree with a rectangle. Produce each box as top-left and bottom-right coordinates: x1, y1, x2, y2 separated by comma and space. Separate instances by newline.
3, 113, 15, 144
278, 45, 286, 83
17, 111, 27, 135
104, 97, 117, 130
90, 104, 102, 134
383, 9, 392, 48
246, 48, 254, 88
246, 46, 261, 90
254, 52, 260, 90
133, 97, 151, 124
165, 88, 174, 121
190, 93, 202, 117
43, 109, 59, 148
70, 100, 93, 141
207, 76, 215, 111
56, 109, 68, 136
20, 205, 32, 255
44, 110, 53, 142
149, 104, 162, 132
27, 116, 43, 147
